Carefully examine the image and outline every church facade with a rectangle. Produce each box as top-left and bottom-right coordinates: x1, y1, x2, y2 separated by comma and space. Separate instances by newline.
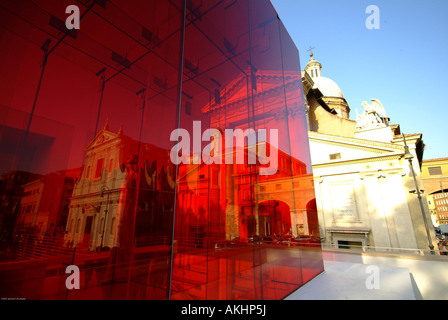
303, 52, 436, 252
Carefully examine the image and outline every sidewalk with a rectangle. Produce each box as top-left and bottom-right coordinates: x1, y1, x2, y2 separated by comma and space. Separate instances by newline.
286, 248, 448, 300
285, 259, 417, 300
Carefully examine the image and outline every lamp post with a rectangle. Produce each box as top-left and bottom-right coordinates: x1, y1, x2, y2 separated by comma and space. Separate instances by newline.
403, 134, 435, 255
100, 186, 110, 251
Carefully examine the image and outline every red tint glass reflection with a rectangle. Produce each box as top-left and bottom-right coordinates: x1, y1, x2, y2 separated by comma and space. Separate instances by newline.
0, 0, 323, 300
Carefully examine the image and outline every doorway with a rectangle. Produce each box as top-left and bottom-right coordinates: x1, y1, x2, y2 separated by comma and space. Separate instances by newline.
83, 216, 93, 247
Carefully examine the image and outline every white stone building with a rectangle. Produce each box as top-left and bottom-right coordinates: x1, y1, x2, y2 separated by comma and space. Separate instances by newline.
302, 52, 436, 252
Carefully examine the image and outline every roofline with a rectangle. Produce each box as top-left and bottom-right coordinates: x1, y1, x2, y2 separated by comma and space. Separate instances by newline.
423, 157, 448, 163
308, 131, 405, 152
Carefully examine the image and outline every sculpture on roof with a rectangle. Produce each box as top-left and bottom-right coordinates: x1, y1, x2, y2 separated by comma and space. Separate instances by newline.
356, 99, 387, 129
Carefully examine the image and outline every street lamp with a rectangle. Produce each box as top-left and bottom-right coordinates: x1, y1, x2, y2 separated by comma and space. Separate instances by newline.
403, 134, 435, 255
100, 186, 110, 251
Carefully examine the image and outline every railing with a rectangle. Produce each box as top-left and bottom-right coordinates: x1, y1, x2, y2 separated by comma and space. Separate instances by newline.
7, 234, 448, 262
9, 235, 72, 261
321, 243, 448, 257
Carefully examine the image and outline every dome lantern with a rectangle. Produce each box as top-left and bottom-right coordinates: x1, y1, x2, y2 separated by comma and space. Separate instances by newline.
305, 49, 322, 79
304, 50, 350, 119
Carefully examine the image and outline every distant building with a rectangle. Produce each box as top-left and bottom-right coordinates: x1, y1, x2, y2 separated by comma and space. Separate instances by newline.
0, 171, 41, 242
426, 194, 439, 227
430, 191, 448, 225
421, 158, 448, 193
421, 158, 448, 225
302, 52, 436, 252
15, 170, 79, 238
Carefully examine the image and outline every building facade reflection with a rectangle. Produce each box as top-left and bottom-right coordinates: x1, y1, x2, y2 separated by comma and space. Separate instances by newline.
64, 123, 174, 252
0, 0, 323, 300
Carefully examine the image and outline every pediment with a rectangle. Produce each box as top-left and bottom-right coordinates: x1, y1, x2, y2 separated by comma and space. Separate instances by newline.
84, 129, 120, 151
201, 70, 301, 115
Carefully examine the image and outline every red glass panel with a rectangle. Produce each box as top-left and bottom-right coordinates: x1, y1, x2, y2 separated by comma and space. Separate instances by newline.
0, 0, 323, 300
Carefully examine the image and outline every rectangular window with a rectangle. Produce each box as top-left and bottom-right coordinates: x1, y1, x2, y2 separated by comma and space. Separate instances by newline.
428, 166, 442, 176
330, 153, 342, 160
95, 158, 104, 179
338, 240, 363, 250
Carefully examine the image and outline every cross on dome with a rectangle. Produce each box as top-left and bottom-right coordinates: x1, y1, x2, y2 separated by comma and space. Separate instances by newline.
307, 46, 315, 58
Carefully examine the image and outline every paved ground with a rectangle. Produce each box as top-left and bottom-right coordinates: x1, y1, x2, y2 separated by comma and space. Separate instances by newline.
285, 259, 417, 300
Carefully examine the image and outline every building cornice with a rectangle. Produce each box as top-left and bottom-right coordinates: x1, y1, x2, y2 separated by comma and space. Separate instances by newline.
327, 227, 370, 234
309, 131, 405, 153
312, 152, 404, 169
422, 158, 448, 164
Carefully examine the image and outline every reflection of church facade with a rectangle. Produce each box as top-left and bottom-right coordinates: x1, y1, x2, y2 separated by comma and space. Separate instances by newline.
174, 69, 319, 248
1, 0, 324, 300
176, 141, 318, 247
65, 70, 319, 252
65, 123, 175, 251
302, 52, 436, 251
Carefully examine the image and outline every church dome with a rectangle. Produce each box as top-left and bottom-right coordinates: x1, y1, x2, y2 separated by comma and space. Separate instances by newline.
304, 51, 345, 99
312, 76, 345, 99
304, 50, 350, 119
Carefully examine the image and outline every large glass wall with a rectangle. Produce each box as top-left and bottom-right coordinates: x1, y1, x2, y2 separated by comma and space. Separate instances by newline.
0, 0, 323, 300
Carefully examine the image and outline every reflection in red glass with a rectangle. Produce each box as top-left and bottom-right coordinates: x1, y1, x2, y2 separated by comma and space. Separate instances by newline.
0, 0, 323, 300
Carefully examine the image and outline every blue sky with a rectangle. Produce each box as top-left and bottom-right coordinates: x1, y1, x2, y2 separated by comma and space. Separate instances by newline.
271, 0, 448, 160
